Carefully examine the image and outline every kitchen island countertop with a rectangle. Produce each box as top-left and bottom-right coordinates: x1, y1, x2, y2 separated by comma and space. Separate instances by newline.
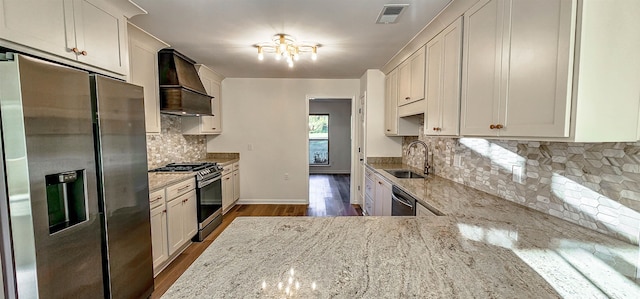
162, 164, 639, 298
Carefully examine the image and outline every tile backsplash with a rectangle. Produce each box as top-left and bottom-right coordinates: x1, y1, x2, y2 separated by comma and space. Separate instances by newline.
146, 114, 207, 170
404, 129, 640, 244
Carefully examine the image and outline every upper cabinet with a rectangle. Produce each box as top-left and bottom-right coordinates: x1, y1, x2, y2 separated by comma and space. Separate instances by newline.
460, 0, 640, 141
0, 0, 131, 76
182, 64, 224, 135
384, 68, 421, 136
425, 17, 463, 136
128, 23, 169, 134
397, 46, 425, 106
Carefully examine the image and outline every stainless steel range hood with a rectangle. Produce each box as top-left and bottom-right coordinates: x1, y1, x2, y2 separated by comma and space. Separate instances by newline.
158, 49, 213, 116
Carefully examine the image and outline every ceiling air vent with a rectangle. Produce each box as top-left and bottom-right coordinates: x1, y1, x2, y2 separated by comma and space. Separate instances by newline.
376, 4, 410, 24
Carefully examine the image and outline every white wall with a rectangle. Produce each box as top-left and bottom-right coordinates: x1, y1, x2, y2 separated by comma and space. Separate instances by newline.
209, 78, 359, 203
309, 99, 352, 174
360, 69, 402, 158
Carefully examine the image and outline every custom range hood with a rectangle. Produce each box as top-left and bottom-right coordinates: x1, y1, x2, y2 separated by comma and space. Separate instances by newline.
158, 49, 213, 116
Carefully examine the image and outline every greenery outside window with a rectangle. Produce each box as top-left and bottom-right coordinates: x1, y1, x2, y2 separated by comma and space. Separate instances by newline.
309, 114, 329, 165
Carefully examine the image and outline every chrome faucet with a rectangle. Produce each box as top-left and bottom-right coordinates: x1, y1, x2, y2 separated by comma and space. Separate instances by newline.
406, 140, 431, 175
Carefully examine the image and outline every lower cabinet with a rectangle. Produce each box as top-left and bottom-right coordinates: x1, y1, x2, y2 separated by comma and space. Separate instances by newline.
167, 190, 196, 256
222, 172, 234, 213
374, 174, 392, 216
149, 204, 168, 270
149, 177, 197, 276
222, 162, 240, 214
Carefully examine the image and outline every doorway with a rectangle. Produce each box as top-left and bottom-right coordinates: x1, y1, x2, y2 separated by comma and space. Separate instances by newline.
307, 98, 359, 216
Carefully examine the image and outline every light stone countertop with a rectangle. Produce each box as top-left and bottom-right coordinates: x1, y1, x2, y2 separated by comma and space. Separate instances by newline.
148, 172, 195, 192
162, 163, 640, 298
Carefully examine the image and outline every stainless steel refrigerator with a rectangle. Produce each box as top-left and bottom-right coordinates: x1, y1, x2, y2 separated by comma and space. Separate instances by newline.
0, 53, 153, 298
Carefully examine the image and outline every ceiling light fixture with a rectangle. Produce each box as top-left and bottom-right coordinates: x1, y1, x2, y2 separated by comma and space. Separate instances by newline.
255, 34, 320, 67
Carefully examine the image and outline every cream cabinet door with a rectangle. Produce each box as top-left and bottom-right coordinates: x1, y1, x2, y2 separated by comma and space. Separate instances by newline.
460, 0, 504, 136
0, 0, 77, 60
384, 70, 398, 135
409, 47, 426, 103
128, 24, 168, 134
233, 170, 240, 201
374, 175, 392, 216
416, 202, 437, 217
397, 60, 412, 106
398, 47, 426, 106
73, 0, 128, 74
500, 0, 574, 137
426, 17, 463, 136
425, 33, 443, 136
182, 191, 197, 240
222, 173, 234, 213
166, 197, 184, 256
149, 204, 168, 270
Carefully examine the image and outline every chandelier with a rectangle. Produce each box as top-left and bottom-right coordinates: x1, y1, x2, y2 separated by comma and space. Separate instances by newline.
255, 34, 319, 68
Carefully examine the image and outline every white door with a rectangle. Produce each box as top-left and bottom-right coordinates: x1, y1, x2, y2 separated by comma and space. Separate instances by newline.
500, 0, 574, 137
182, 191, 198, 240
425, 34, 443, 136
0, 0, 77, 60
439, 17, 463, 136
149, 205, 168, 269
460, 0, 505, 136
73, 0, 127, 74
166, 197, 184, 255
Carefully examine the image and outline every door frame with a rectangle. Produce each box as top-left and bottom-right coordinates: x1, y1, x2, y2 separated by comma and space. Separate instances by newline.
305, 95, 358, 204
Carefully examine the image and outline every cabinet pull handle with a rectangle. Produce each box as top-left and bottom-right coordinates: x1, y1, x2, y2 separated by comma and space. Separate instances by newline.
71, 47, 80, 54
162, 210, 166, 213
81, 50, 87, 56
496, 124, 504, 129
212, 128, 216, 130
177, 185, 191, 191
489, 124, 496, 129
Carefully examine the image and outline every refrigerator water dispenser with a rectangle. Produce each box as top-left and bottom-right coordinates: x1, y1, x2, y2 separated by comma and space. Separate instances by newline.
45, 170, 87, 234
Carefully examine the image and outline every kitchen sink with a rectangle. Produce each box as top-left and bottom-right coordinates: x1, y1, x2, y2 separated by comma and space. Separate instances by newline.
384, 169, 425, 179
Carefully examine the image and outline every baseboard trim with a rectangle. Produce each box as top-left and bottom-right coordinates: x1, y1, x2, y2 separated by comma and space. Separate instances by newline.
309, 171, 351, 174
236, 199, 309, 205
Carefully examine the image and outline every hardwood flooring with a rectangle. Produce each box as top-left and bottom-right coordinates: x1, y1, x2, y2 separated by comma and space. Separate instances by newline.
151, 175, 361, 298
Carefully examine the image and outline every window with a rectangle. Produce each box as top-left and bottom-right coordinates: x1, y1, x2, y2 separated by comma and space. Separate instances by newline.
309, 114, 329, 165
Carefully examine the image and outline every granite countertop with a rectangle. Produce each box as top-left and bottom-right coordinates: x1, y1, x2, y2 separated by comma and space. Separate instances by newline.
147, 153, 239, 191
148, 172, 195, 192
162, 163, 640, 298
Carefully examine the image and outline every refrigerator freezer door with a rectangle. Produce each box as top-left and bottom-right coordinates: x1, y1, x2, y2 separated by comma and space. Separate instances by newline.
0, 55, 104, 298
91, 75, 154, 299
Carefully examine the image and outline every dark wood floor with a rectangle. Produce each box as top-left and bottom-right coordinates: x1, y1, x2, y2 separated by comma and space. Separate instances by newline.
151, 175, 361, 298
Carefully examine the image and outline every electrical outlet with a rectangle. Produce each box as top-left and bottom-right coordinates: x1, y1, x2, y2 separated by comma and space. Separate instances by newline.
512, 165, 524, 183
284, 173, 289, 180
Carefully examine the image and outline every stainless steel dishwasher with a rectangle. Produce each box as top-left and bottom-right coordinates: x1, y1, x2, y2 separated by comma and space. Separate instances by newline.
391, 186, 416, 216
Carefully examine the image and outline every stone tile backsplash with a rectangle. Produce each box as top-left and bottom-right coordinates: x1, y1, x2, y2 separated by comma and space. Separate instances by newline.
404, 129, 640, 244
146, 114, 207, 170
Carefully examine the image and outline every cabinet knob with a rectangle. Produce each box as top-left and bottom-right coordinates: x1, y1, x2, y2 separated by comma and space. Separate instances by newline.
212, 128, 216, 130
489, 124, 496, 129
162, 210, 166, 214
71, 47, 80, 54
81, 50, 87, 56
378, 181, 382, 185
386, 129, 390, 132
496, 124, 504, 129
405, 97, 411, 100
433, 127, 437, 131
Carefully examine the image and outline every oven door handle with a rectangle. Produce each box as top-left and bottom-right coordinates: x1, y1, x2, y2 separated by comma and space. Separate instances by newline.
392, 193, 413, 208
199, 175, 221, 188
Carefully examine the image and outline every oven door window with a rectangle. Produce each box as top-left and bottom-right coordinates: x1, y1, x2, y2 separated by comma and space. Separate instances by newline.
197, 178, 222, 223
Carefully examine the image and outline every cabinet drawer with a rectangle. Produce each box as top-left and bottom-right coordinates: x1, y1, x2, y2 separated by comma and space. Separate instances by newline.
222, 164, 233, 175
166, 177, 196, 200
365, 168, 375, 180
233, 162, 240, 171
149, 189, 165, 209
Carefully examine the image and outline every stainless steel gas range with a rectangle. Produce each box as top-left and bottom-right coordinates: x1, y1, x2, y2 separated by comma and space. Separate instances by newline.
150, 162, 224, 241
